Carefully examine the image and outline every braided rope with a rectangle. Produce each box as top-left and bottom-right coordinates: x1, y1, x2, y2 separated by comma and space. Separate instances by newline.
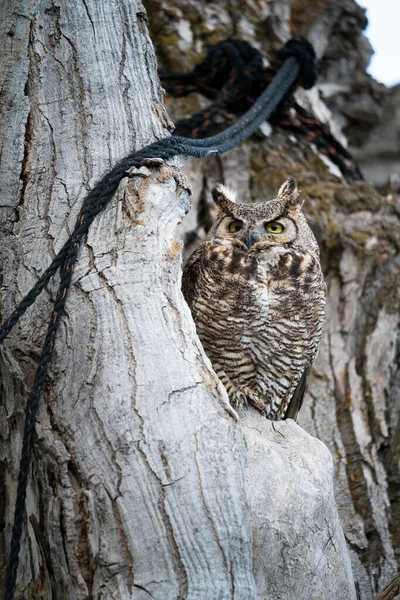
162, 38, 363, 182
2, 40, 311, 599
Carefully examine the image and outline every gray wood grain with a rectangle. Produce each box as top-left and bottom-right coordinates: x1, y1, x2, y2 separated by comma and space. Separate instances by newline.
0, 2, 256, 597
148, 2, 400, 597
243, 413, 356, 600
0, 1, 356, 598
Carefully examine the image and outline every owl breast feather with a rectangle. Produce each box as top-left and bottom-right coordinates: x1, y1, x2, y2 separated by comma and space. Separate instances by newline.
183, 242, 326, 419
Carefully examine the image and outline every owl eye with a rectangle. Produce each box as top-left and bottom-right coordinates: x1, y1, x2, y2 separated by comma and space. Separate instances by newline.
265, 221, 284, 234
228, 220, 243, 233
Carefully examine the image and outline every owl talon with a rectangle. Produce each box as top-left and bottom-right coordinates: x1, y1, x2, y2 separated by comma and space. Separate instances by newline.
244, 389, 268, 414
230, 390, 248, 411
224, 403, 239, 421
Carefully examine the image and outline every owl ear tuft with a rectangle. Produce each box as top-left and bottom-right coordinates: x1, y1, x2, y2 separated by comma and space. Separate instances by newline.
277, 177, 301, 206
212, 184, 238, 215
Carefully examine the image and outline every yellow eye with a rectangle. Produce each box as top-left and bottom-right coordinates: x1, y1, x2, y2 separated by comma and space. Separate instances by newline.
265, 221, 284, 234
229, 220, 243, 233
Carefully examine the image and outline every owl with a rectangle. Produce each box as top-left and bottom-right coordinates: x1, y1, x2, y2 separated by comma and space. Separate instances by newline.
182, 177, 326, 420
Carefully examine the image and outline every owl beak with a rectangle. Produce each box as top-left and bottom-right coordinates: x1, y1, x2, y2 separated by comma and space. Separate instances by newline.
246, 229, 255, 249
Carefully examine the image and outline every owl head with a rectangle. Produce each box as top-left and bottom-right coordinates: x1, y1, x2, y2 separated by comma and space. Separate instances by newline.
208, 177, 318, 254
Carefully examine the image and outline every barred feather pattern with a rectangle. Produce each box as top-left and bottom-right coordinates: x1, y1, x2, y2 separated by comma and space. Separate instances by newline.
182, 180, 326, 420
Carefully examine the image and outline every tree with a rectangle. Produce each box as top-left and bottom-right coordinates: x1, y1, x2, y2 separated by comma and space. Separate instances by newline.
148, 1, 400, 599
0, 1, 385, 599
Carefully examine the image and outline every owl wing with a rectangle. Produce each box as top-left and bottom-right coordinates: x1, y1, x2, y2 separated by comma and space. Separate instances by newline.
182, 244, 205, 309
284, 364, 312, 421
285, 287, 326, 421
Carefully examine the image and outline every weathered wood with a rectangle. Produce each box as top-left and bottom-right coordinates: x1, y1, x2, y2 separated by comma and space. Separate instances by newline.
243, 412, 356, 600
148, 2, 400, 599
1, 1, 358, 599
0, 2, 257, 598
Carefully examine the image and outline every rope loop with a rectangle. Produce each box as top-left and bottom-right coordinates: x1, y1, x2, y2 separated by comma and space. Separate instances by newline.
277, 36, 317, 90
162, 37, 362, 181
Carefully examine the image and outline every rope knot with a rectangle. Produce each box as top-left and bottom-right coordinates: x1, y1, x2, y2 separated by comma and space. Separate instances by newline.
277, 36, 318, 90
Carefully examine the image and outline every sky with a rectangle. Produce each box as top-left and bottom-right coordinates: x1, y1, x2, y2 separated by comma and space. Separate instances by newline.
359, 0, 400, 86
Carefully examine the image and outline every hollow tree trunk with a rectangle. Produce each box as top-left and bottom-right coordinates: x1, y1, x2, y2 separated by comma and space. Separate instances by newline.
1, 1, 356, 599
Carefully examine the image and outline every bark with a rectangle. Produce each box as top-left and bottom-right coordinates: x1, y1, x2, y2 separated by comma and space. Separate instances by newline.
243, 414, 356, 600
147, 2, 400, 599
0, 2, 255, 598
0, 1, 360, 599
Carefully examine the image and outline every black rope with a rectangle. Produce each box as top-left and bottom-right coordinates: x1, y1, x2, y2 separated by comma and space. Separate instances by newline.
161, 37, 363, 182
2, 38, 314, 600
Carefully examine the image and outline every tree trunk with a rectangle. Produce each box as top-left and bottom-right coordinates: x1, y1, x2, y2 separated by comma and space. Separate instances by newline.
0, 2, 254, 597
147, 2, 400, 600
0, 1, 360, 599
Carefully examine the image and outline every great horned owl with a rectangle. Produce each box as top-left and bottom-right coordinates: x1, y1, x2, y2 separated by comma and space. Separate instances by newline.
182, 177, 326, 420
